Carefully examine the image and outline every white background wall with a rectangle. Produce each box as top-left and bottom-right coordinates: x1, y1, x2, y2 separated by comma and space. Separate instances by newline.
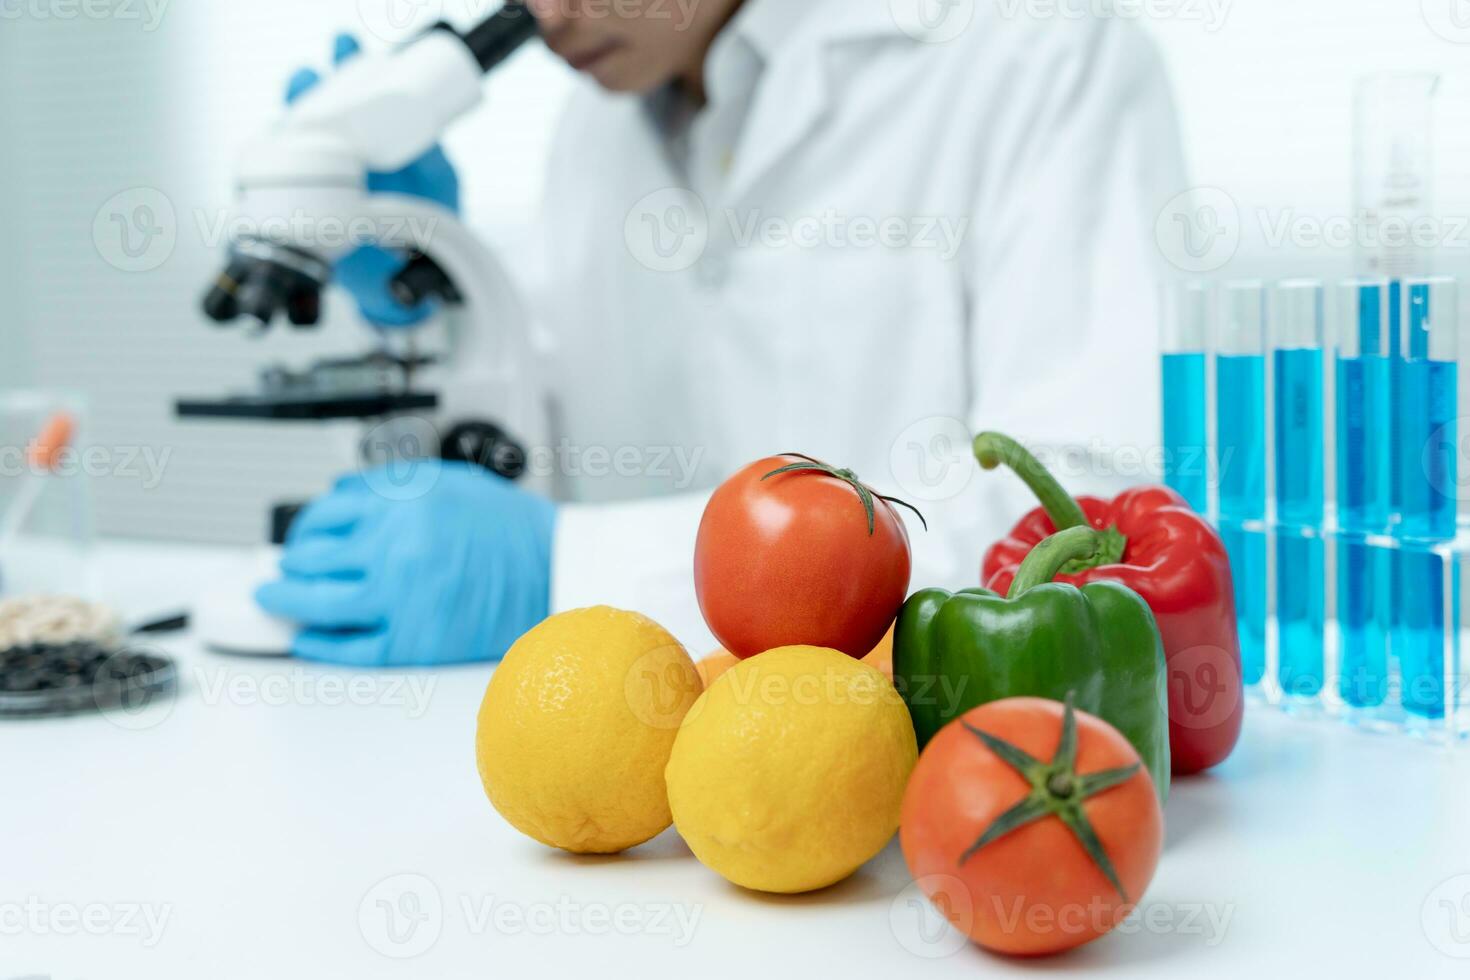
3, 0, 1470, 542
1151, 0, 1470, 280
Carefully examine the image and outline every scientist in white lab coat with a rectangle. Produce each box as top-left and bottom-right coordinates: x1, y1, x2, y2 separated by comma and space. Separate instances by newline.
256, 0, 1188, 665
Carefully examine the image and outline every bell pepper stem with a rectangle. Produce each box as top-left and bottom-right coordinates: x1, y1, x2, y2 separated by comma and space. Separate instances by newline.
974, 431, 1129, 572
973, 432, 1090, 530
1008, 527, 1101, 598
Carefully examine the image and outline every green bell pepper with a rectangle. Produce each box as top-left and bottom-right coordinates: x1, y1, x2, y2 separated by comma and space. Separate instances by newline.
894, 526, 1171, 800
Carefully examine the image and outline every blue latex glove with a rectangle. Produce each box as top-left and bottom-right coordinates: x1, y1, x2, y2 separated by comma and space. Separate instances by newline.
286, 34, 461, 329
256, 462, 556, 666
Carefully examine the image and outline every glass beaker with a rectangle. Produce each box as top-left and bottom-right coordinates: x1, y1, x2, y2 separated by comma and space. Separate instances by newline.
1353, 72, 1440, 280
0, 390, 95, 598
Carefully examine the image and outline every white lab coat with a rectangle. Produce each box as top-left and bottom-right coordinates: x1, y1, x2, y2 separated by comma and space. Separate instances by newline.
515, 0, 1187, 654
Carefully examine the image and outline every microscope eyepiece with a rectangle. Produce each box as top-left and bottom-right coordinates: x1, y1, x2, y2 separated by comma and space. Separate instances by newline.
437, 0, 538, 74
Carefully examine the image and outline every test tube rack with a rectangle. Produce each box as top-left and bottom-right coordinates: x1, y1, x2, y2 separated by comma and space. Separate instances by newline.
1160, 277, 1468, 742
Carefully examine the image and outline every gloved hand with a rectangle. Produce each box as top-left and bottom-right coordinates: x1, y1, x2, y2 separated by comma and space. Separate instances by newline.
255, 462, 556, 666
286, 33, 461, 328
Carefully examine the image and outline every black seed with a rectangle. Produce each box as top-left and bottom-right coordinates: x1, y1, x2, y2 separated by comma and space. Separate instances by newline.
5, 671, 42, 693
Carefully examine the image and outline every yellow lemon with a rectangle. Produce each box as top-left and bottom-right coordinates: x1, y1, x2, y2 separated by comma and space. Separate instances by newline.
665, 645, 918, 893
476, 607, 701, 854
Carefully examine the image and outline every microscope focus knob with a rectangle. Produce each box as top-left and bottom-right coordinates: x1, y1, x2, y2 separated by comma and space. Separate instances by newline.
390, 253, 462, 309
440, 421, 528, 482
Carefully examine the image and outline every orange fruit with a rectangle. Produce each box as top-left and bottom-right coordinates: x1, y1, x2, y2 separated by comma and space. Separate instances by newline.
702, 627, 894, 686
862, 626, 894, 680
695, 650, 741, 689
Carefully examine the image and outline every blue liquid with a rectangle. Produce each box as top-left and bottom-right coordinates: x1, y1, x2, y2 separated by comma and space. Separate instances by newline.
1337, 355, 1393, 527
1217, 355, 1267, 518
1386, 281, 1405, 514
1338, 535, 1391, 707
1274, 347, 1325, 698
1385, 282, 1405, 658
1221, 523, 1268, 686
1162, 352, 1208, 513
1336, 354, 1393, 707
1216, 354, 1266, 685
1395, 355, 1458, 719
1398, 359, 1457, 539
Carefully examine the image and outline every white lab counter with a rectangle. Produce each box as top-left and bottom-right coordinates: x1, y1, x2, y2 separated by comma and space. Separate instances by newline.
5, 540, 1470, 978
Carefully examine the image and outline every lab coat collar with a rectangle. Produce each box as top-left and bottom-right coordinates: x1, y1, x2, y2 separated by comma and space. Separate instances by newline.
727, 0, 817, 61
723, 0, 923, 205
734, 0, 932, 55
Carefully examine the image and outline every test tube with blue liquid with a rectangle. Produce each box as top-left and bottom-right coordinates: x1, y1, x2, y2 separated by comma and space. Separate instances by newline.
1273, 281, 1326, 702
1161, 282, 1211, 514
1333, 279, 1393, 711
1215, 282, 1267, 687
1395, 277, 1458, 721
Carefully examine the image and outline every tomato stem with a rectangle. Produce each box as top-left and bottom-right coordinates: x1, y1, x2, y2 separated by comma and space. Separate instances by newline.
956, 693, 1142, 902
762, 454, 927, 536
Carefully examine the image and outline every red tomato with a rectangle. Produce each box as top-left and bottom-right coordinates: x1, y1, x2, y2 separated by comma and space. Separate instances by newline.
900, 698, 1163, 957
694, 454, 914, 660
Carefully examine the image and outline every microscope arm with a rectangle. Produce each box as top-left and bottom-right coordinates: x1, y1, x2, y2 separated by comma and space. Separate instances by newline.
361, 194, 550, 481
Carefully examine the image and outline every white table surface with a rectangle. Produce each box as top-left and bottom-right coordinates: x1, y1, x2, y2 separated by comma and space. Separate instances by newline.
6, 540, 1470, 978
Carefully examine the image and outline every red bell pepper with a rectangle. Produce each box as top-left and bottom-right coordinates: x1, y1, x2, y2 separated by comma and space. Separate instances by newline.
974, 432, 1244, 775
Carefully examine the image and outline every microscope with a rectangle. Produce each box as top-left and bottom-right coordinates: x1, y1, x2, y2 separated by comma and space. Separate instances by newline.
181, 0, 544, 481
179, 2, 546, 655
